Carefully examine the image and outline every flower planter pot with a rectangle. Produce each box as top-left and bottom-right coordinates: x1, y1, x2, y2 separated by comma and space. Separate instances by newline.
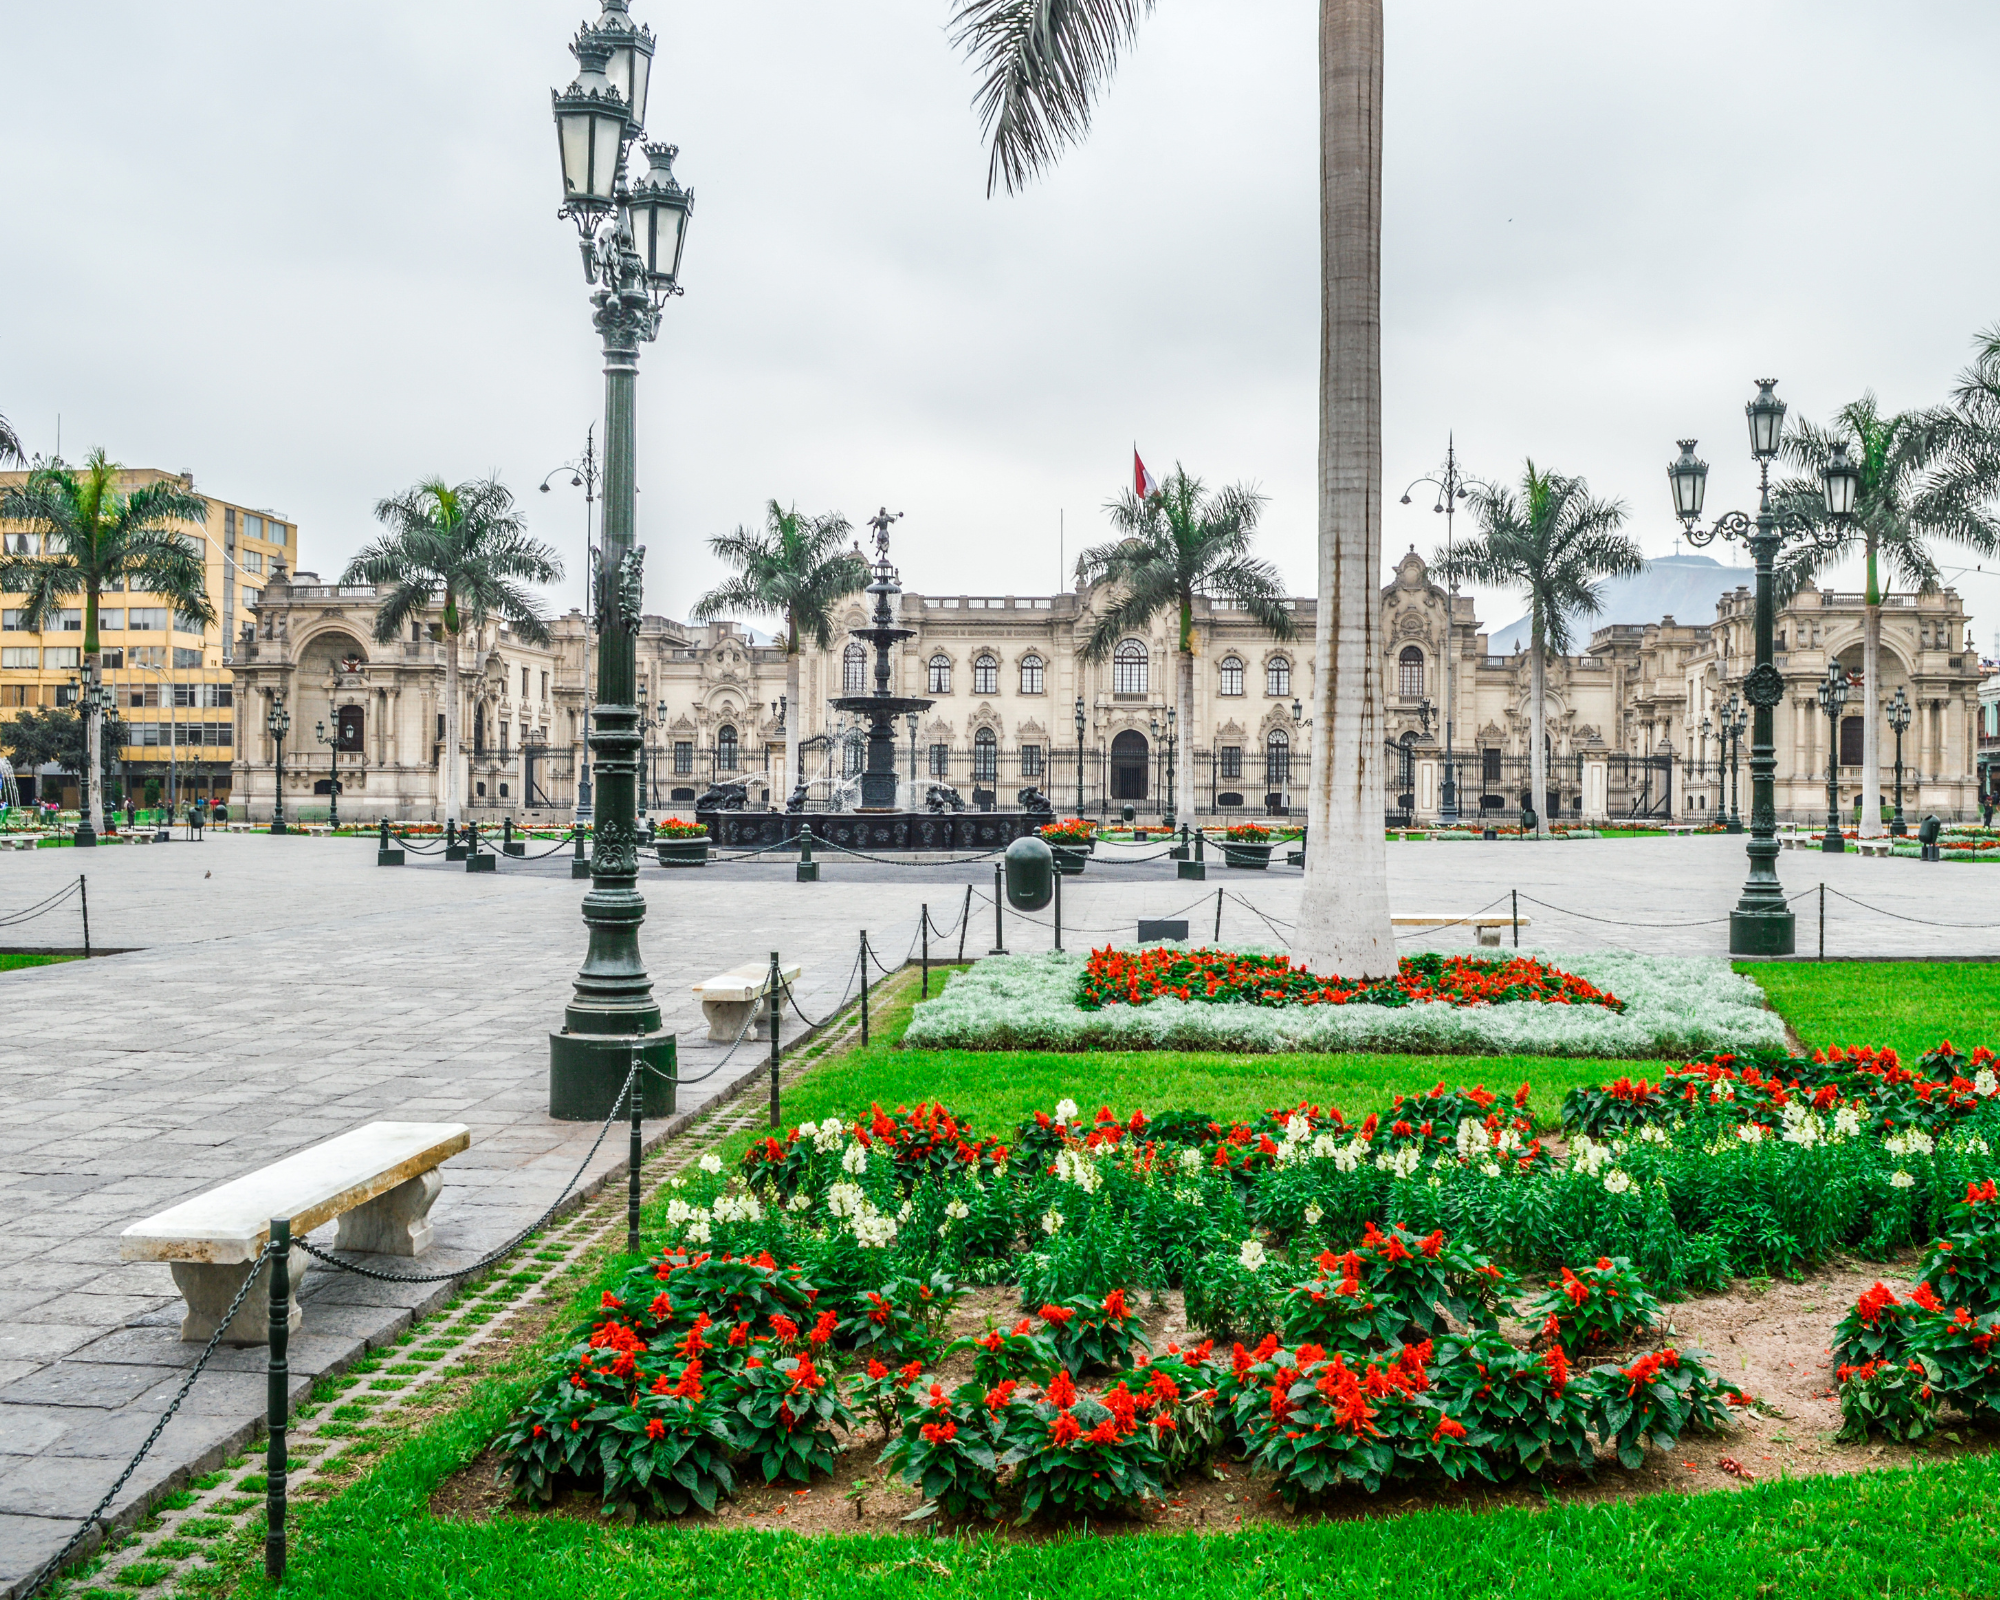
657, 838, 710, 867
1049, 843, 1090, 875
1221, 841, 1274, 870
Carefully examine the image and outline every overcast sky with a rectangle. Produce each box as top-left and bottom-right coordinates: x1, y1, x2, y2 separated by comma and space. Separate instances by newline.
6, 1, 1998, 647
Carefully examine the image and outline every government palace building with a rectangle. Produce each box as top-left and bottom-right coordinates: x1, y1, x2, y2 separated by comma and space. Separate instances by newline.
223, 547, 1987, 829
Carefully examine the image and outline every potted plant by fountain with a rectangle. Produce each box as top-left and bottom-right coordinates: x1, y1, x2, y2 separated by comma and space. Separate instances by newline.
1220, 821, 1275, 869
656, 816, 710, 867
1039, 816, 1097, 874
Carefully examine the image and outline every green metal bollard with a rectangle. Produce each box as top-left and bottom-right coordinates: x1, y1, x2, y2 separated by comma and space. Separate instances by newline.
796, 823, 819, 883
1180, 825, 1207, 881
504, 816, 526, 858
445, 818, 467, 862
265, 1219, 290, 1583
377, 817, 405, 867
465, 820, 496, 873
571, 827, 591, 880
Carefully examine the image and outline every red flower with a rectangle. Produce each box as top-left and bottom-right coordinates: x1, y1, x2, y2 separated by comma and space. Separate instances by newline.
809, 1310, 837, 1346
770, 1313, 799, 1344
1047, 1369, 1078, 1408
645, 1417, 666, 1439
919, 1419, 957, 1445
986, 1380, 1020, 1411
1544, 1345, 1571, 1395
1431, 1415, 1467, 1443
1040, 1304, 1075, 1326
1048, 1410, 1082, 1446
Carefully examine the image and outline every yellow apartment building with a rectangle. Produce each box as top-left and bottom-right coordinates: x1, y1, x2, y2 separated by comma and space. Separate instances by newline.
0, 463, 296, 808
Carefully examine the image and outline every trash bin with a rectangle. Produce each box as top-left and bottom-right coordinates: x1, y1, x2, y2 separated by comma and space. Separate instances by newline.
1004, 835, 1054, 911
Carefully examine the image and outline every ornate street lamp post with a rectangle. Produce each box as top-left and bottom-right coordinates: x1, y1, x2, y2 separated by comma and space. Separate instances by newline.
1402, 437, 1495, 826
1669, 383, 1859, 953
540, 428, 600, 822
547, 0, 692, 1119
312, 718, 341, 831
1886, 684, 1911, 837
1073, 696, 1086, 816
266, 689, 291, 835
1723, 692, 1747, 833
1817, 662, 1850, 852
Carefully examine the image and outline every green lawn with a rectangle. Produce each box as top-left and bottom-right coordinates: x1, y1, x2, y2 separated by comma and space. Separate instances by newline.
1735, 960, 2000, 1061
0, 952, 80, 973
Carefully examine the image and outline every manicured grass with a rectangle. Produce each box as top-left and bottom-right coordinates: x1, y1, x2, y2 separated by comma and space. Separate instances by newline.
1735, 960, 2000, 1061
0, 952, 81, 972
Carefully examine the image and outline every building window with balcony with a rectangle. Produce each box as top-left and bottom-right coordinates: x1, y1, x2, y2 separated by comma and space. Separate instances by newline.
843, 642, 867, 694
673, 740, 693, 773
1021, 743, 1042, 777
973, 655, 998, 696
928, 654, 952, 695
1398, 646, 1424, 699
1019, 654, 1044, 695
1266, 656, 1291, 697
972, 727, 998, 782
1219, 656, 1244, 696
1265, 730, 1291, 785
929, 743, 950, 777
1113, 639, 1148, 696
1220, 745, 1242, 779
716, 725, 738, 770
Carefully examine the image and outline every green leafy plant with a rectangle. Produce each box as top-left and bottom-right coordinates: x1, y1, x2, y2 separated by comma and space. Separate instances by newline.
1521, 1256, 1660, 1350
996, 1368, 1170, 1521
1836, 1357, 1938, 1445
1037, 1288, 1151, 1375
1590, 1347, 1739, 1470
729, 1350, 852, 1485
878, 1378, 1005, 1520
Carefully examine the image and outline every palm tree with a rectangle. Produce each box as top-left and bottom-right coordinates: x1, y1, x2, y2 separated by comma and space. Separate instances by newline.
343, 478, 562, 826
1076, 466, 1294, 826
1940, 324, 2000, 525
1439, 463, 1640, 838
0, 450, 212, 839
951, 0, 1392, 974
0, 412, 22, 465
1772, 393, 1997, 836
688, 503, 869, 800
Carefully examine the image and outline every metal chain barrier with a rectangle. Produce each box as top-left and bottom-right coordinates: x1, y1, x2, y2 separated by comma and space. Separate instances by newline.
294, 1055, 641, 1285
807, 834, 1011, 868
666, 981, 775, 1088
1819, 884, 2000, 930
514, 829, 579, 860
787, 945, 864, 1031
22, 1239, 279, 1600
0, 876, 82, 928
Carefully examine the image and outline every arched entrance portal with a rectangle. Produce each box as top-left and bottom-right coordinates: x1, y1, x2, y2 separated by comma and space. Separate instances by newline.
1110, 729, 1150, 801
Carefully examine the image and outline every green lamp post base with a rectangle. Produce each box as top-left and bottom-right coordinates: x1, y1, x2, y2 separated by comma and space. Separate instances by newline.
1729, 909, 1796, 957
73, 825, 97, 848
548, 1029, 677, 1121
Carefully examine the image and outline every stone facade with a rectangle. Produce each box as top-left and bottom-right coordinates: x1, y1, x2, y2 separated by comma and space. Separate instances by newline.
226, 550, 1987, 825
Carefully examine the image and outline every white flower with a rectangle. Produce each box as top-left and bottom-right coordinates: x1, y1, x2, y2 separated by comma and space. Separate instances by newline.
1889, 1170, 1916, 1189
665, 1197, 694, 1225
1885, 1128, 1935, 1159
1637, 1124, 1671, 1145
1334, 1137, 1368, 1174
683, 1219, 712, 1244
1570, 1136, 1613, 1175
1178, 1146, 1205, 1173
944, 1199, 971, 1221
1961, 1135, 1992, 1157
795, 1121, 817, 1141
1455, 1119, 1490, 1158
1494, 1126, 1523, 1153
1303, 1202, 1323, 1226
698, 1152, 723, 1175
813, 1121, 846, 1153
1603, 1169, 1633, 1195
1374, 1146, 1421, 1180
1833, 1106, 1863, 1139
1054, 1098, 1079, 1124
1237, 1238, 1267, 1271
1975, 1069, 1998, 1098
786, 1192, 811, 1212
826, 1180, 866, 1219
1054, 1147, 1103, 1193
670, 1175, 687, 1190
896, 1199, 914, 1222
1735, 1123, 1767, 1145
853, 1209, 898, 1248
1041, 1208, 1064, 1235
842, 1142, 869, 1175
1311, 1132, 1342, 1160
1479, 1161, 1502, 1178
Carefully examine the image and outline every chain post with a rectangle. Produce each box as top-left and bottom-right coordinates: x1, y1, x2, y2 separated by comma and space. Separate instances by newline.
1213, 887, 1223, 944
859, 930, 870, 1045
920, 905, 930, 998
990, 864, 1006, 954
768, 950, 782, 1127
79, 873, 90, 959
265, 1220, 290, 1584
957, 883, 972, 963
1053, 859, 1062, 951
1512, 889, 1520, 948
626, 1044, 642, 1256
1819, 881, 1826, 961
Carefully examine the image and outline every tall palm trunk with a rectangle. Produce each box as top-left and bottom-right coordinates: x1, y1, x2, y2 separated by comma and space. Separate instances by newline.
442, 624, 462, 826
1176, 643, 1194, 827
785, 618, 803, 807
1296, 0, 1393, 979
1528, 613, 1548, 839
1858, 538, 1882, 837
83, 587, 103, 835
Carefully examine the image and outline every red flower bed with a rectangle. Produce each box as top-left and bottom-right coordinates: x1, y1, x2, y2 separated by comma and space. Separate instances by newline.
1076, 947, 1624, 1013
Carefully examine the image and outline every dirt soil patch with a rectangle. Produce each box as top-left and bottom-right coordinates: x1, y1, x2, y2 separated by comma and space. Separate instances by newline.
429, 1263, 1998, 1538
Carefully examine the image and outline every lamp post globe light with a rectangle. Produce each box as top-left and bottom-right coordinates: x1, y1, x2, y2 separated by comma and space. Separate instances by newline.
1669, 382, 1860, 954
1818, 662, 1850, 852
266, 690, 291, 835
312, 719, 341, 831
547, 0, 691, 1121
1401, 437, 1494, 827
1074, 696, 1086, 815
540, 427, 601, 823
1886, 684, 1912, 838
1723, 692, 1748, 833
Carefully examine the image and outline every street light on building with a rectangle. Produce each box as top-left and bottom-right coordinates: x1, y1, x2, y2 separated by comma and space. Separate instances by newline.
1817, 662, 1850, 853
266, 689, 291, 835
1886, 684, 1912, 838
547, 0, 691, 1118
1669, 385, 1859, 952
312, 718, 341, 831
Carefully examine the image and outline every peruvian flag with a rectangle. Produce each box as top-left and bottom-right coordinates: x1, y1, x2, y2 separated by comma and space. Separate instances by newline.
1133, 448, 1159, 499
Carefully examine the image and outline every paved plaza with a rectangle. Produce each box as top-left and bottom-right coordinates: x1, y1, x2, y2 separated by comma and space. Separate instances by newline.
0, 831, 1996, 1591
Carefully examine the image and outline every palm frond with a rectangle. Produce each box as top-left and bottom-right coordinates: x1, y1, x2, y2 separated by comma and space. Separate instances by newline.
951, 0, 1155, 197
0, 412, 22, 466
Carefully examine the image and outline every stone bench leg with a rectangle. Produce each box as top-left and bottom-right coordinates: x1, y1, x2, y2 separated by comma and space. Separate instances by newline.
1477, 926, 1503, 947
171, 1244, 306, 1345
335, 1168, 445, 1256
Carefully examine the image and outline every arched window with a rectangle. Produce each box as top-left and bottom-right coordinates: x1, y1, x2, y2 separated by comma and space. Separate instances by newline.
716, 724, 738, 770
1019, 654, 1044, 695
1219, 657, 1245, 696
843, 730, 865, 776
1398, 646, 1424, 699
973, 654, 998, 696
972, 727, 998, 782
928, 654, 952, 695
1113, 638, 1148, 696
1266, 729, 1291, 785
1266, 656, 1291, 697
842, 642, 867, 695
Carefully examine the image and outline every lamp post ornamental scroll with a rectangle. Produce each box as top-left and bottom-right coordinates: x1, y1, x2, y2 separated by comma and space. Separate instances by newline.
547, 0, 693, 1119
1669, 380, 1859, 954
1817, 662, 1850, 853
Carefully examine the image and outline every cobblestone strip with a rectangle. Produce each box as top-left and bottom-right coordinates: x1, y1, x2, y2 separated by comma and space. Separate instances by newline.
37, 974, 902, 1600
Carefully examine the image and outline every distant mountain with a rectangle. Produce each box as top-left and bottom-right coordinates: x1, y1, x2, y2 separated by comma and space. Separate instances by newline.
1484, 553, 1754, 653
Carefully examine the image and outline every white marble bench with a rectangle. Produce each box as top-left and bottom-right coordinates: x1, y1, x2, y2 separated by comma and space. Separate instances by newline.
119, 1121, 470, 1344
1392, 912, 1532, 948
691, 961, 802, 1042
